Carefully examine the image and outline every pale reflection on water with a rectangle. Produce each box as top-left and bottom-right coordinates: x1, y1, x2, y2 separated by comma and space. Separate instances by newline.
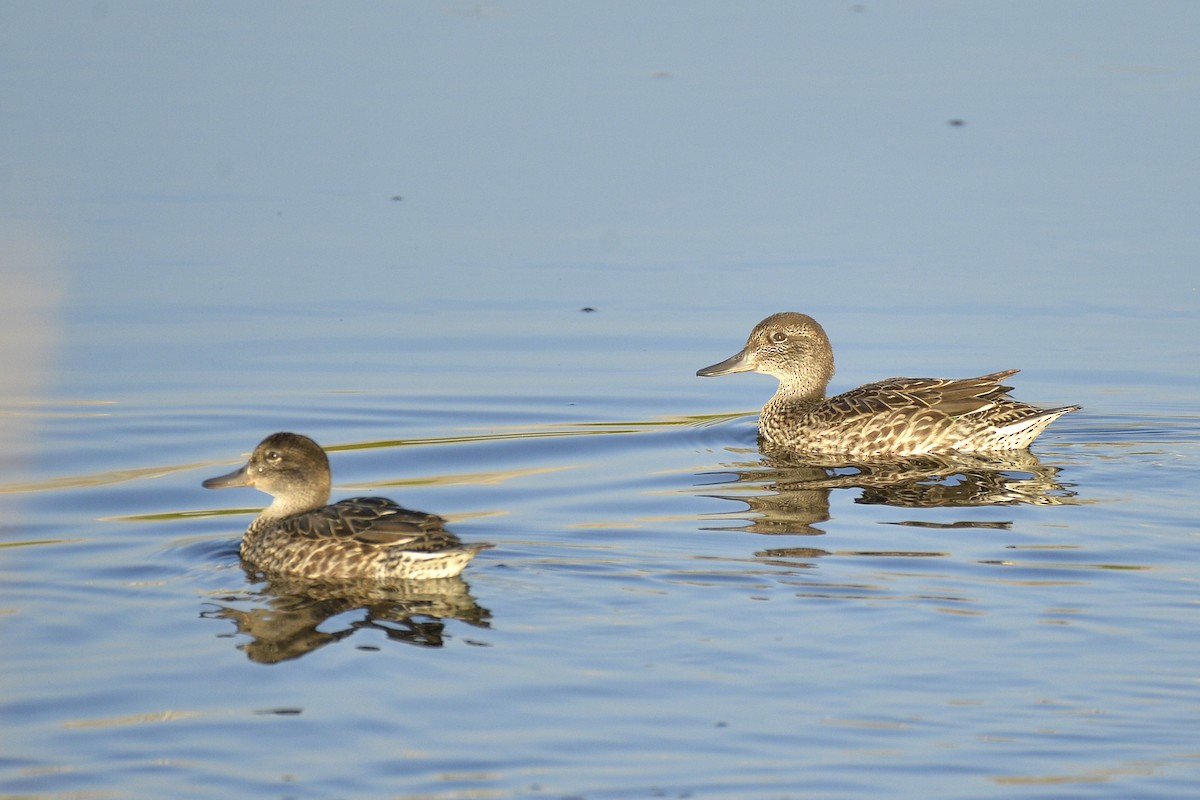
0, 225, 63, 479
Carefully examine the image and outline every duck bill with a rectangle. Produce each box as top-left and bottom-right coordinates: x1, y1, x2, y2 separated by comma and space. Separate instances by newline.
697, 349, 756, 377
202, 463, 252, 489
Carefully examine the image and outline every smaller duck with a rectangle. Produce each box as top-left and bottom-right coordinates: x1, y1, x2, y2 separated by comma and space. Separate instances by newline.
698, 312, 1079, 456
203, 432, 491, 580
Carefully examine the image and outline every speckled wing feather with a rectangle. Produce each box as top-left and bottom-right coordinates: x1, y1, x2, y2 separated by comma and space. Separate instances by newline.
824, 370, 1020, 421
280, 497, 463, 551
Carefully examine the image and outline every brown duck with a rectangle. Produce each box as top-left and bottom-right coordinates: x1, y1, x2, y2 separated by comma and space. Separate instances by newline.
698, 312, 1079, 456
203, 432, 492, 580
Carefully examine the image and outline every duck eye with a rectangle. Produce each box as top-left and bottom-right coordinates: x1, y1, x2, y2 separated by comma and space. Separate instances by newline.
265, 450, 281, 463
769, 331, 788, 344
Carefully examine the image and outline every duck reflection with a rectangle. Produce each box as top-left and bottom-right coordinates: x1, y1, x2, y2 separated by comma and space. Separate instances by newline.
203, 573, 491, 664
698, 444, 1077, 540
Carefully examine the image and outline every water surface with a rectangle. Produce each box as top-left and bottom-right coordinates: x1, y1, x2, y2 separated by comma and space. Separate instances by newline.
2, 3, 1198, 799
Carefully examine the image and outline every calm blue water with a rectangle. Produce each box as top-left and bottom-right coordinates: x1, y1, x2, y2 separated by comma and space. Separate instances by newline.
3, 3, 1199, 799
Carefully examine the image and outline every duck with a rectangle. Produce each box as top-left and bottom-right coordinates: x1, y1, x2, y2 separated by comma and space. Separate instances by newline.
697, 312, 1079, 456
203, 432, 492, 580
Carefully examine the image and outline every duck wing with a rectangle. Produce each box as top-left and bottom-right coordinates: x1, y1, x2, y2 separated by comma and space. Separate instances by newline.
826, 370, 1020, 419
284, 497, 464, 551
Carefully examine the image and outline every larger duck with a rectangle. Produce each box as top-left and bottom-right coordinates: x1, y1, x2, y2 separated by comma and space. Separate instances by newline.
698, 312, 1079, 457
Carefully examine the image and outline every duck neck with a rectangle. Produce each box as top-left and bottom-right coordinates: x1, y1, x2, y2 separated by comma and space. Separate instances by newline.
769, 375, 828, 409
255, 481, 331, 524
759, 381, 827, 446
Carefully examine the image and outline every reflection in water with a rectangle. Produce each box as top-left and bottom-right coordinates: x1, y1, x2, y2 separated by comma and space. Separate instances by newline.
698, 445, 1078, 541
0, 225, 63, 482
202, 573, 490, 664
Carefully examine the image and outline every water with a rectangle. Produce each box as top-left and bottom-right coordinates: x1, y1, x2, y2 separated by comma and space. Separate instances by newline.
3, 3, 1199, 799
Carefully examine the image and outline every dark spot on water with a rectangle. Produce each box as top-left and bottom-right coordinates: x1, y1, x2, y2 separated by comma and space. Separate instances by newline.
356, 645, 381, 652
390, 195, 403, 201
255, 707, 303, 716
948, 118, 966, 126
580, 307, 596, 312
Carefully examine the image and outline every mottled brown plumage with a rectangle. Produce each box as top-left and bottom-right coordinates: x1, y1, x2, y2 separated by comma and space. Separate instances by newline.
698, 312, 1079, 456
203, 432, 491, 580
